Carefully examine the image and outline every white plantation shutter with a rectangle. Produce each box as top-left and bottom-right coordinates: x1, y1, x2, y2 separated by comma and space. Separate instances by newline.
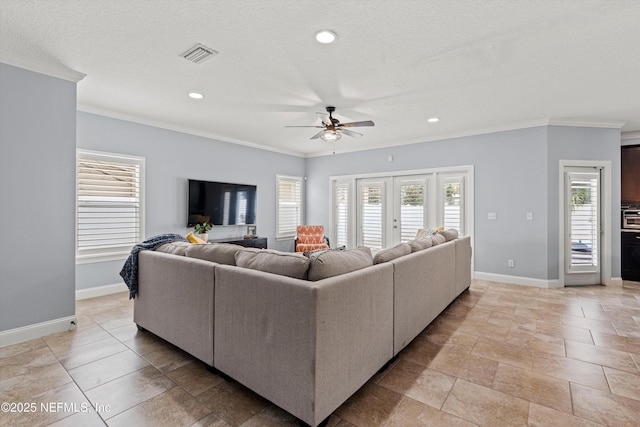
567, 171, 600, 271
76, 150, 145, 263
399, 181, 426, 242
334, 180, 351, 247
440, 175, 464, 234
359, 181, 385, 250
276, 175, 302, 240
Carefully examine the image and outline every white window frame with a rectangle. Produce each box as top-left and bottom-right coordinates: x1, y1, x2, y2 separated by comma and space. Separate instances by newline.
76, 149, 145, 264
276, 174, 303, 241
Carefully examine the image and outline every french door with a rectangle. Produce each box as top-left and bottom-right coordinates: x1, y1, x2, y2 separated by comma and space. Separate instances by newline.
563, 167, 602, 285
332, 166, 471, 251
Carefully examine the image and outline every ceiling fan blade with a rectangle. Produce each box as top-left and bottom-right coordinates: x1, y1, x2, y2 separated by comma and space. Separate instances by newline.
340, 128, 363, 138
285, 125, 324, 128
310, 130, 325, 140
338, 120, 375, 128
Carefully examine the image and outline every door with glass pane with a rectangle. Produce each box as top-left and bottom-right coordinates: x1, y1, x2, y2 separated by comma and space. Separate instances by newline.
357, 179, 390, 251
439, 175, 464, 235
393, 176, 428, 243
564, 167, 601, 285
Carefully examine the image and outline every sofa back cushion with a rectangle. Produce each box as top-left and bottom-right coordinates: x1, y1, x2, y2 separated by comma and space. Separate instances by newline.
431, 233, 446, 245
235, 248, 310, 279
307, 246, 373, 281
155, 241, 190, 256
437, 229, 459, 242
408, 237, 433, 252
373, 242, 412, 264
185, 243, 243, 265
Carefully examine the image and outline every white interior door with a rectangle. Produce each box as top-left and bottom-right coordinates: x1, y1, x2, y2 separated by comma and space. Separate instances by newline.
564, 167, 601, 285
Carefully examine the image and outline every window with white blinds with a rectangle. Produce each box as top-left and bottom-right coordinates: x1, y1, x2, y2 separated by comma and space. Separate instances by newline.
276, 175, 302, 240
359, 180, 385, 250
334, 181, 351, 247
398, 180, 426, 242
76, 150, 145, 263
440, 175, 464, 234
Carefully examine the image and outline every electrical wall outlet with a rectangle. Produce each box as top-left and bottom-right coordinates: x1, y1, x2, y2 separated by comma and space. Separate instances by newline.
508, 259, 515, 268
488, 212, 497, 220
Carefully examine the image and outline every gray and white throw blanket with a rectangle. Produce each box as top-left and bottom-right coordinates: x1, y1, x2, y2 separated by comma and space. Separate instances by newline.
120, 233, 187, 299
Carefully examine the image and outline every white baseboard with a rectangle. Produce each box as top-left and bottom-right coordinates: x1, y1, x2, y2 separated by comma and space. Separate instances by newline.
605, 277, 623, 287
76, 283, 127, 300
0, 315, 77, 348
473, 272, 562, 289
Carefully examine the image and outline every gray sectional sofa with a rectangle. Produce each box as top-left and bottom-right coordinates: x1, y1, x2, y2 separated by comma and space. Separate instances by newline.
134, 233, 471, 426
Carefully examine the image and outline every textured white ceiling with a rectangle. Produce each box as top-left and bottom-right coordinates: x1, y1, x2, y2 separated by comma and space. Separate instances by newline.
1, 0, 639, 156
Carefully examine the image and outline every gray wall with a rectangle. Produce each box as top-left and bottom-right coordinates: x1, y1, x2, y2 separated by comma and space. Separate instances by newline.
546, 125, 622, 278
305, 125, 622, 281
76, 112, 305, 290
0, 63, 76, 331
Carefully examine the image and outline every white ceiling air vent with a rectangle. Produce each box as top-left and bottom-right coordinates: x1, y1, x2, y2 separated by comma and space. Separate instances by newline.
180, 44, 218, 64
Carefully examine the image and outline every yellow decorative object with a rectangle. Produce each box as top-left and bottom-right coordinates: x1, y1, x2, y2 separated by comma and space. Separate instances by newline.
186, 232, 207, 244
434, 226, 445, 231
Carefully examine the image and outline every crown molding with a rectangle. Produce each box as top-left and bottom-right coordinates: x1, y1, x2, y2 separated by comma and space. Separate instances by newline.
621, 131, 640, 140
547, 119, 626, 129
0, 50, 86, 82
306, 118, 629, 158
77, 104, 305, 158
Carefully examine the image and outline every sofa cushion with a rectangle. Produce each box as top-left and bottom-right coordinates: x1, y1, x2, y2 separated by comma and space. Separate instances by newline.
431, 233, 446, 245
307, 246, 373, 281
235, 248, 310, 279
374, 243, 412, 264
155, 241, 190, 256
408, 237, 433, 252
438, 229, 459, 241
185, 243, 243, 265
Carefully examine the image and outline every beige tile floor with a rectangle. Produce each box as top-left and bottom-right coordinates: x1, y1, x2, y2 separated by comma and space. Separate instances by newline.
2, 279, 640, 426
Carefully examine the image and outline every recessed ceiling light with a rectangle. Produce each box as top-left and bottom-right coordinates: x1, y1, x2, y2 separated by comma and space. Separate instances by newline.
188, 92, 204, 99
427, 117, 440, 123
315, 30, 337, 44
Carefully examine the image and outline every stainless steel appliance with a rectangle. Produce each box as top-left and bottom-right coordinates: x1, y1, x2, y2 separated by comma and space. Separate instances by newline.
622, 205, 640, 281
622, 209, 640, 229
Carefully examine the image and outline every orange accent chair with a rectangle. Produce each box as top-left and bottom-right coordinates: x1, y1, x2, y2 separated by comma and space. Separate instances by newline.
295, 225, 330, 252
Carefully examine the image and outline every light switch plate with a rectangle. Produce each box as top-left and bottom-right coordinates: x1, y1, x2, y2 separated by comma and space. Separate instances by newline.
527, 212, 533, 221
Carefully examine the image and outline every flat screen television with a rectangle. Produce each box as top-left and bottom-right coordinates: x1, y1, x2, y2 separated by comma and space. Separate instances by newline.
187, 179, 257, 227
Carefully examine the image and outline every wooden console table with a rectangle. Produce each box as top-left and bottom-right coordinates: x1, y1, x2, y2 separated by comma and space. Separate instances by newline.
210, 237, 267, 249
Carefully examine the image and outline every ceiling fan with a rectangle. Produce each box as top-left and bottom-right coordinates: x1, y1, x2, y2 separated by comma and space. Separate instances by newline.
285, 106, 374, 142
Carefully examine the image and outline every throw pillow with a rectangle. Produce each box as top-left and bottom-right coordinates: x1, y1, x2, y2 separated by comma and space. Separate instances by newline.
307, 246, 373, 281
235, 248, 310, 279
186, 232, 207, 244
373, 242, 412, 264
185, 243, 243, 265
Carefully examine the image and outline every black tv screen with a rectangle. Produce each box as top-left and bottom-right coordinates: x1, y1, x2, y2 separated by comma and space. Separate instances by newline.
187, 179, 257, 227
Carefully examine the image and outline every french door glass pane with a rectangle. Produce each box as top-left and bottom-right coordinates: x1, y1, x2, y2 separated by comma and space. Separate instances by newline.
568, 172, 599, 270
361, 183, 383, 250
400, 183, 425, 242
441, 178, 462, 233
335, 181, 350, 247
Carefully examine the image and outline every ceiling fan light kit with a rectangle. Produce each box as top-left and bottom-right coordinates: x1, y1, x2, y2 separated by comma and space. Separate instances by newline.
320, 129, 341, 142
